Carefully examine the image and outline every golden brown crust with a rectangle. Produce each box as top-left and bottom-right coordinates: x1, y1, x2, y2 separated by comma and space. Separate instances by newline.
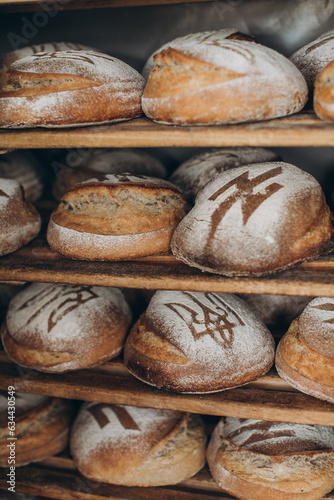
314, 60, 334, 121
0, 398, 74, 467
275, 320, 334, 404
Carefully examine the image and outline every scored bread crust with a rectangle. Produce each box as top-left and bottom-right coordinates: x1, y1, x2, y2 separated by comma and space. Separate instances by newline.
142, 32, 308, 125
275, 319, 334, 404
314, 60, 334, 121
207, 420, 334, 500
0, 398, 74, 467
0, 50, 145, 128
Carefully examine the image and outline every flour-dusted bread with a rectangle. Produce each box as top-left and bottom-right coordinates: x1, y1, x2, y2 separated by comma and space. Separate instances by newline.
1, 282, 132, 373
290, 29, 334, 91
276, 296, 334, 403
0, 178, 41, 257
171, 162, 333, 277
70, 402, 206, 486
239, 294, 312, 328
0, 42, 95, 70
207, 417, 334, 500
170, 147, 278, 203
0, 151, 44, 202
314, 60, 334, 121
124, 291, 275, 394
52, 149, 166, 200
0, 392, 74, 467
0, 50, 145, 128
47, 173, 188, 261
142, 29, 308, 125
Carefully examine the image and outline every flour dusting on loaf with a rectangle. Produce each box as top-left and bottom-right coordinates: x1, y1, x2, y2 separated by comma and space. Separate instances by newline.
298, 297, 334, 357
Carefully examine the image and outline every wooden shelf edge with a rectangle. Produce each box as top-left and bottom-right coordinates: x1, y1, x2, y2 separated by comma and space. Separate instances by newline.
0, 113, 334, 148
0, 356, 333, 426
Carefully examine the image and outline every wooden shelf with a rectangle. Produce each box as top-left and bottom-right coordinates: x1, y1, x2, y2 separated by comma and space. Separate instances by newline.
0, 353, 333, 426
0, 0, 213, 13
2, 239, 334, 296
0, 112, 334, 149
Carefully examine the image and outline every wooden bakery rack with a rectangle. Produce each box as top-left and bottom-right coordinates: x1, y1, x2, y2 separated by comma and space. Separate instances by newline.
0, 2, 334, 498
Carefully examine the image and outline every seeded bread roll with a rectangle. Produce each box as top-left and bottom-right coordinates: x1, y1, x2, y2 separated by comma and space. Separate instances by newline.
171, 162, 333, 277
0, 178, 41, 257
290, 30, 334, 91
142, 29, 308, 125
47, 173, 188, 261
52, 149, 166, 200
0, 50, 145, 128
0, 392, 74, 467
170, 147, 278, 203
276, 296, 334, 403
1, 282, 132, 373
70, 402, 206, 486
207, 417, 334, 500
314, 61, 334, 121
124, 291, 275, 393
0, 151, 44, 202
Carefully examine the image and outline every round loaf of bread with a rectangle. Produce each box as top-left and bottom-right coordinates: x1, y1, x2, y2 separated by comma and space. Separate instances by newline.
290, 30, 334, 91
239, 294, 311, 328
171, 162, 333, 277
0, 50, 145, 128
0, 178, 41, 257
1, 282, 132, 373
47, 173, 188, 261
52, 149, 166, 200
124, 291, 275, 393
170, 148, 277, 203
0, 151, 44, 202
314, 60, 334, 121
142, 29, 308, 125
70, 402, 206, 486
0, 392, 74, 466
207, 417, 334, 500
276, 297, 334, 403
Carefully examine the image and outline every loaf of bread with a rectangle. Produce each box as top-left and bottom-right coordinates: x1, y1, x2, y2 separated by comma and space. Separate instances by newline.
70, 402, 206, 486
0, 50, 145, 128
0, 392, 74, 467
170, 147, 278, 203
0, 178, 41, 257
47, 173, 188, 261
171, 162, 333, 277
52, 148, 166, 200
142, 29, 308, 125
314, 60, 334, 121
0, 151, 44, 202
290, 29, 334, 91
124, 291, 275, 393
207, 417, 334, 500
276, 296, 334, 403
1, 282, 132, 373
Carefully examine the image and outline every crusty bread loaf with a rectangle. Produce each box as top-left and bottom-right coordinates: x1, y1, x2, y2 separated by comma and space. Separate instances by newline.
124, 291, 275, 393
52, 149, 166, 200
171, 162, 333, 277
1, 282, 132, 373
142, 29, 308, 125
0, 178, 41, 256
0, 50, 145, 128
70, 402, 206, 486
290, 30, 334, 91
170, 147, 278, 203
314, 60, 334, 121
0, 151, 44, 202
47, 173, 188, 261
207, 417, 334, 500
276, 297, 334, 403
0, 392, 74, 467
